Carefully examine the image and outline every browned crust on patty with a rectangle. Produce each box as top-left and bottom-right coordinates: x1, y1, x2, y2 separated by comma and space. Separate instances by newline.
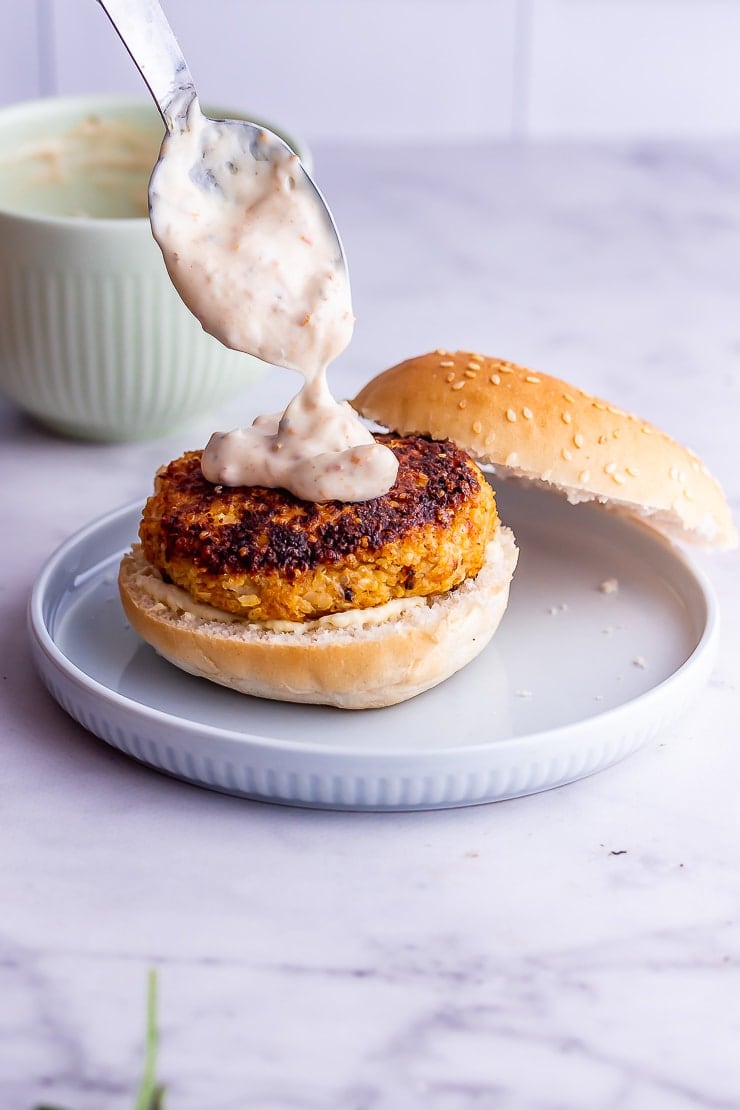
138, 434, 498, 622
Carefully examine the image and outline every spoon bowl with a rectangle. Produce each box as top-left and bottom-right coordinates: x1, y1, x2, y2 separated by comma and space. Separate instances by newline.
96, 0, 349, 301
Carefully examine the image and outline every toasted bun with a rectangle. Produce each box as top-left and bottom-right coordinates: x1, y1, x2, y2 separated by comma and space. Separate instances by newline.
118, 527, 518, 710
353, 351, 737, 549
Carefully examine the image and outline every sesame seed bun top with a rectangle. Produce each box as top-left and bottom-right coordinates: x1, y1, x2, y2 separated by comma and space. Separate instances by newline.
352, 350, 737, 550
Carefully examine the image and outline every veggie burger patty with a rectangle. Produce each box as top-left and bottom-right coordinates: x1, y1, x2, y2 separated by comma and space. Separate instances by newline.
137, 433, 498, 623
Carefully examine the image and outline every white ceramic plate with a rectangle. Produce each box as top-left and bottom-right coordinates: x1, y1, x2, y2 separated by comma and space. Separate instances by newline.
28, 483, 718, 811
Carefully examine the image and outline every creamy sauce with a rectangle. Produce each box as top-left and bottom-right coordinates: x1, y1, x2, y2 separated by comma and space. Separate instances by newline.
0, 115, 161, 218
149, 101, 397, 501
201, 370, 398, 502
133, 549, 426, 633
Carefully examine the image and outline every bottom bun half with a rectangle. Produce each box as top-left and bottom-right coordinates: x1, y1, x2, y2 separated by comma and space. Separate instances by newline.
118, 525, 518, 710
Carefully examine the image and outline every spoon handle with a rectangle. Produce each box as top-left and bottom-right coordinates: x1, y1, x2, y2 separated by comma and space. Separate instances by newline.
96, 0, 198, 131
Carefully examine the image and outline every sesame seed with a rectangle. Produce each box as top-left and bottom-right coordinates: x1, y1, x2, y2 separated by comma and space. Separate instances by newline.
464, 369, 477, 379
445, 371, 455, 383
626, 465, 640, 477
604, 461, 617, 474
607, 405, 621, 415
525, 375, 540, 384
561, 447, 573, 461
612, 473, 627, 485
467, 361, 481, 371
435, 348, 449, 355
579, 469, 591, 483
439, 359, 455, 368
563, 392, 575, 403
472, 420, 482, 434
593, 401, 606, 411
612, 430, 620, 439
598, 434, 608, 445
485, 432, 497, 446
458, 398, 467, 409
641, 425, 653, 435
522, 407, 533, 420
505, 451, 519, 466
573, 433, 584, 448
499, 365, 514, 374
452, 380, 466, 391
561, 411, 572, 424
490, 374, 501, 385
506, 408, 517, 422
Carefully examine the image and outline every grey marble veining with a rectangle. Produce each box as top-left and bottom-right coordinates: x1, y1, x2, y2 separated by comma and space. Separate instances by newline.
2, 139, 740, 1109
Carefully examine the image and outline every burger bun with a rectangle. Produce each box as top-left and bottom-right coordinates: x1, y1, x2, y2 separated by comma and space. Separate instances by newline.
119, 526, 518, 710
353, 351, 737, 550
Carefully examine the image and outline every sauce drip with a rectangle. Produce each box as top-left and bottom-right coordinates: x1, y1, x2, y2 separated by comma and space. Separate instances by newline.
149, 102, 397, 501
200, 369, 398, 503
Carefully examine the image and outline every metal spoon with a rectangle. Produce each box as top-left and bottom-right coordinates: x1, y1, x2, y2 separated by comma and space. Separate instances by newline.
95, 0, 349, 285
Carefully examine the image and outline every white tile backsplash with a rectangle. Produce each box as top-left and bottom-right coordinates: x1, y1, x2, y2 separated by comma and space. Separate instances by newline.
47, 0, 520, 144
50, 0, 147, 100
0, 1, 44, 105
1, 0, 739, 142
527, 0, 740, 138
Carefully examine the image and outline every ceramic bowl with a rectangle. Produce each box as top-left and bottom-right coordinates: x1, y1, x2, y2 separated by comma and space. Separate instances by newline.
0, 95, 310, 441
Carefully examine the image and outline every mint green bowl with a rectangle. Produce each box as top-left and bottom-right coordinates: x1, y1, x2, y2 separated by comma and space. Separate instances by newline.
0, 95, 310, 441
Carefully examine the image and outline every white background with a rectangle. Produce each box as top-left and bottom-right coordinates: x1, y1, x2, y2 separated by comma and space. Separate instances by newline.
2, 0, 740, 143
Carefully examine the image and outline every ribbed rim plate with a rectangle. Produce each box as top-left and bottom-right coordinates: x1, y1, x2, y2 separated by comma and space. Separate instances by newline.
28, 482, 718, 810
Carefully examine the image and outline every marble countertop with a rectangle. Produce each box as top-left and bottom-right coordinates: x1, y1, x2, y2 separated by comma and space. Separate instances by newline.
3, 139, 740, 1109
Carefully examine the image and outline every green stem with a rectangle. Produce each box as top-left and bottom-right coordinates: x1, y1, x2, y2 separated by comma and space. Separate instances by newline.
134, 969, 165, 1110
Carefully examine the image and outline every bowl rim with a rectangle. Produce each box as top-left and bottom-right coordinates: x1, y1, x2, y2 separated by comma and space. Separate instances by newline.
0, 93, 312, 228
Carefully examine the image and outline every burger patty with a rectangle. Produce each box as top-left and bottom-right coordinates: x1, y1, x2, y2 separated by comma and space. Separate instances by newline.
138, 434, 497, 622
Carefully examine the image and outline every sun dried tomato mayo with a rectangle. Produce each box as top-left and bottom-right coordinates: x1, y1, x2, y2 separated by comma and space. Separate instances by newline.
148, 101, 397, 502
